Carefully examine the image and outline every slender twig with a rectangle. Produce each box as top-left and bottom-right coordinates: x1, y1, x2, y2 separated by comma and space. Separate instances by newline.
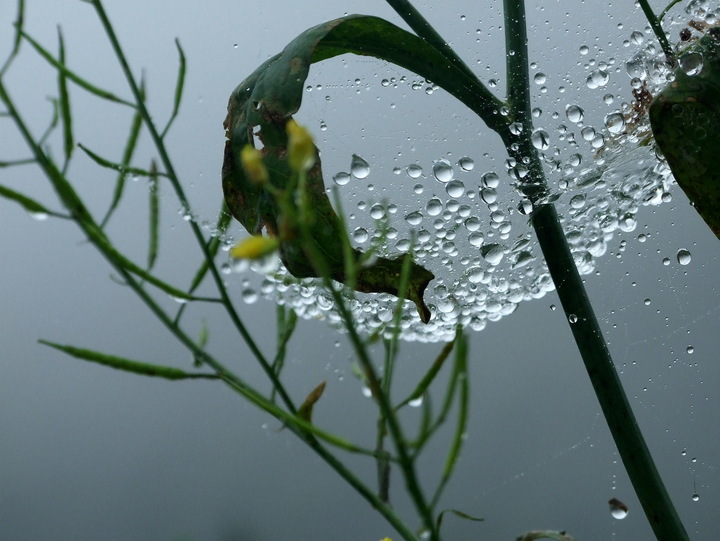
638, 0, 676, 65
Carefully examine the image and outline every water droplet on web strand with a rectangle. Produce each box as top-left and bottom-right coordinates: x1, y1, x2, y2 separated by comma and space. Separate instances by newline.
432, 159, 454, 183
531, 129, 550, 150
333, 171, 351, 186
350, 154, 370, 179
630, 30, 645, 45
566, 104, 584, 123
604, 112, 626, 134
405, 211, 423, 226
679, 52, 703, 76
458, 157, 475, 171
609, 498, 628, 520
692, 493, 700, 502
677, 249, 692, 265
568, 314, 578, 324
406, 163, 423, 178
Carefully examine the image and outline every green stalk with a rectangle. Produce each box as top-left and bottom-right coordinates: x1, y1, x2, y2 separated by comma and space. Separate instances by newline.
532, 205, 689, 541
502, 1, 689, 539
637, 0, 675, 65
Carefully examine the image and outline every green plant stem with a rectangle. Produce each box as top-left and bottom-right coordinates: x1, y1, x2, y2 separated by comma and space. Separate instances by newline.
637, 0, 675, 65
503, 1, 688, 539
532, 205, 689, 541
88, 0, 297, 413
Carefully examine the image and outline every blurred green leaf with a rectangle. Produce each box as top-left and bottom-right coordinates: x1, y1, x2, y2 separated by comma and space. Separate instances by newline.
161, 38, 186, 138
40, 340, 219, 381
78, 143, 160, 178
0, 184, 53, 216
56, 28, 73, 167
147, 160, 159, 270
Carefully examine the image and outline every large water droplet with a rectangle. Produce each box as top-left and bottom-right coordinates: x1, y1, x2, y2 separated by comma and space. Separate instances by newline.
333, 171, 351, 186
407, 163, 423, 178
445, 180, 465, 198
353, 227, 369, 243
433, 159, 454, 183
609, 498, 628, 520
426, 197, 443, 216
586, 69, 609, 89
350, 154, 370, 179
604, 112, 626, 134
679, 52, 703, 76
480, 243, 504, 266
458, 157, 475, 171
482, 172, 500, 188
566, 105, 584, 123
677, 249, 692, 265
405, 211, 423, 225
630, 30, 645, 45
531, 129, 550, 150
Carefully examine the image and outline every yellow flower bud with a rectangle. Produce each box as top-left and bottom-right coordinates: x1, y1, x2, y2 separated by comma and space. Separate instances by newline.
230, 235, 279, 260
240, 145, 269, 185
286, 119, 316, 172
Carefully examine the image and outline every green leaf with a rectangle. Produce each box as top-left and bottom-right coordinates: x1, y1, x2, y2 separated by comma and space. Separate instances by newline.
147, 160, 159, 270
649, 27, 720, 238
79, 143, 160, 178
0, 184, 52, 217
56, 27, 73, 166
40, 340, 219, 381
161, 38, 186, 138
227, 15, 520, 322
436, 508, 484, 531
396, 339, 454, 409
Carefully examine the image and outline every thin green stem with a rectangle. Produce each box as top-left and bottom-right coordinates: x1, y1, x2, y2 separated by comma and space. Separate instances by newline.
638, 0, 675, 65
88, 0, 296, 413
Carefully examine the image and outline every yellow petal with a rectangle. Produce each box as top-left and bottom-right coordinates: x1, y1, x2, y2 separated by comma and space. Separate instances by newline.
230, 235, 279, 260
286, 119, 316, 172
240, 145, 269, 185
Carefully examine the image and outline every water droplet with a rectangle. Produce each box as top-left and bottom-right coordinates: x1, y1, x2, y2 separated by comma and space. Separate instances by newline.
630, 30, 645, 45
370, 204, 386, 219
480, 243, 504, 266
481, 187, 497, 204
579, 45, 589, 55
405, 211, 423, 225
679, 52, 703, 76
509, 122, 524, 135
408, 396, 424, 407
333, 171, 350, 186
445, 180, 465, 198
353, 227, 369, 243
426, 197, 443, 216
581, 126, 596, 141
407, 163, 423, 178
677, 249, 692, 265
531, 129, 550, 150
568, 314, 578, 324
481, 172, 500, 188
566, 105, 584, 123
534, 72, 546, 84
570, 194, 586, 209
609, 498, 628, 519
433, 159, 454, 183
518, 199, 534, 215
605, 112, 626, 134
691, 493, 700, 502
29, 211, 49, 221
458, 157, 475, 171
350, 154, 370, 179
586, 69, 609, 89
686, 345, 694, 354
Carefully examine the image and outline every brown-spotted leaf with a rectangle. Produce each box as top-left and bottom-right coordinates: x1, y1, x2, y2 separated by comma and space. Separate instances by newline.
649, 27, 720, 238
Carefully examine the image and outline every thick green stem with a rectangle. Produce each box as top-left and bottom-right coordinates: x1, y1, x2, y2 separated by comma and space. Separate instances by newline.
532, 205, 689, 541
503, 1, 689, 539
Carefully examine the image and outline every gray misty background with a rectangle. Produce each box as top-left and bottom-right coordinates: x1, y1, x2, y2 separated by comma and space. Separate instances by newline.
1, 1, 719, 540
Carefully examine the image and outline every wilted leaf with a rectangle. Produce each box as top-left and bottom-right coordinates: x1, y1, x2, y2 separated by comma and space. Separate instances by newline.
223, 15, 507, 323
298, 381, 327, 423
649, 26, 720, 238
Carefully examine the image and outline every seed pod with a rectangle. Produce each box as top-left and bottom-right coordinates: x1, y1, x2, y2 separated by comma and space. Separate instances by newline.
649, 26, 720, 238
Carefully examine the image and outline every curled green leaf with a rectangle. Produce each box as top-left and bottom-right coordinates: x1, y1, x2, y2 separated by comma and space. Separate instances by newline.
224, 15, 515, 323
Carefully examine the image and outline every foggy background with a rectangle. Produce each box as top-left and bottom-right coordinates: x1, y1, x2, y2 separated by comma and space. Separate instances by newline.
1, 1, 719, 540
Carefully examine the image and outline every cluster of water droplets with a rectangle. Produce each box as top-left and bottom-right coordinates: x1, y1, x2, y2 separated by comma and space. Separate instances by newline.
225, 1, 714, 342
